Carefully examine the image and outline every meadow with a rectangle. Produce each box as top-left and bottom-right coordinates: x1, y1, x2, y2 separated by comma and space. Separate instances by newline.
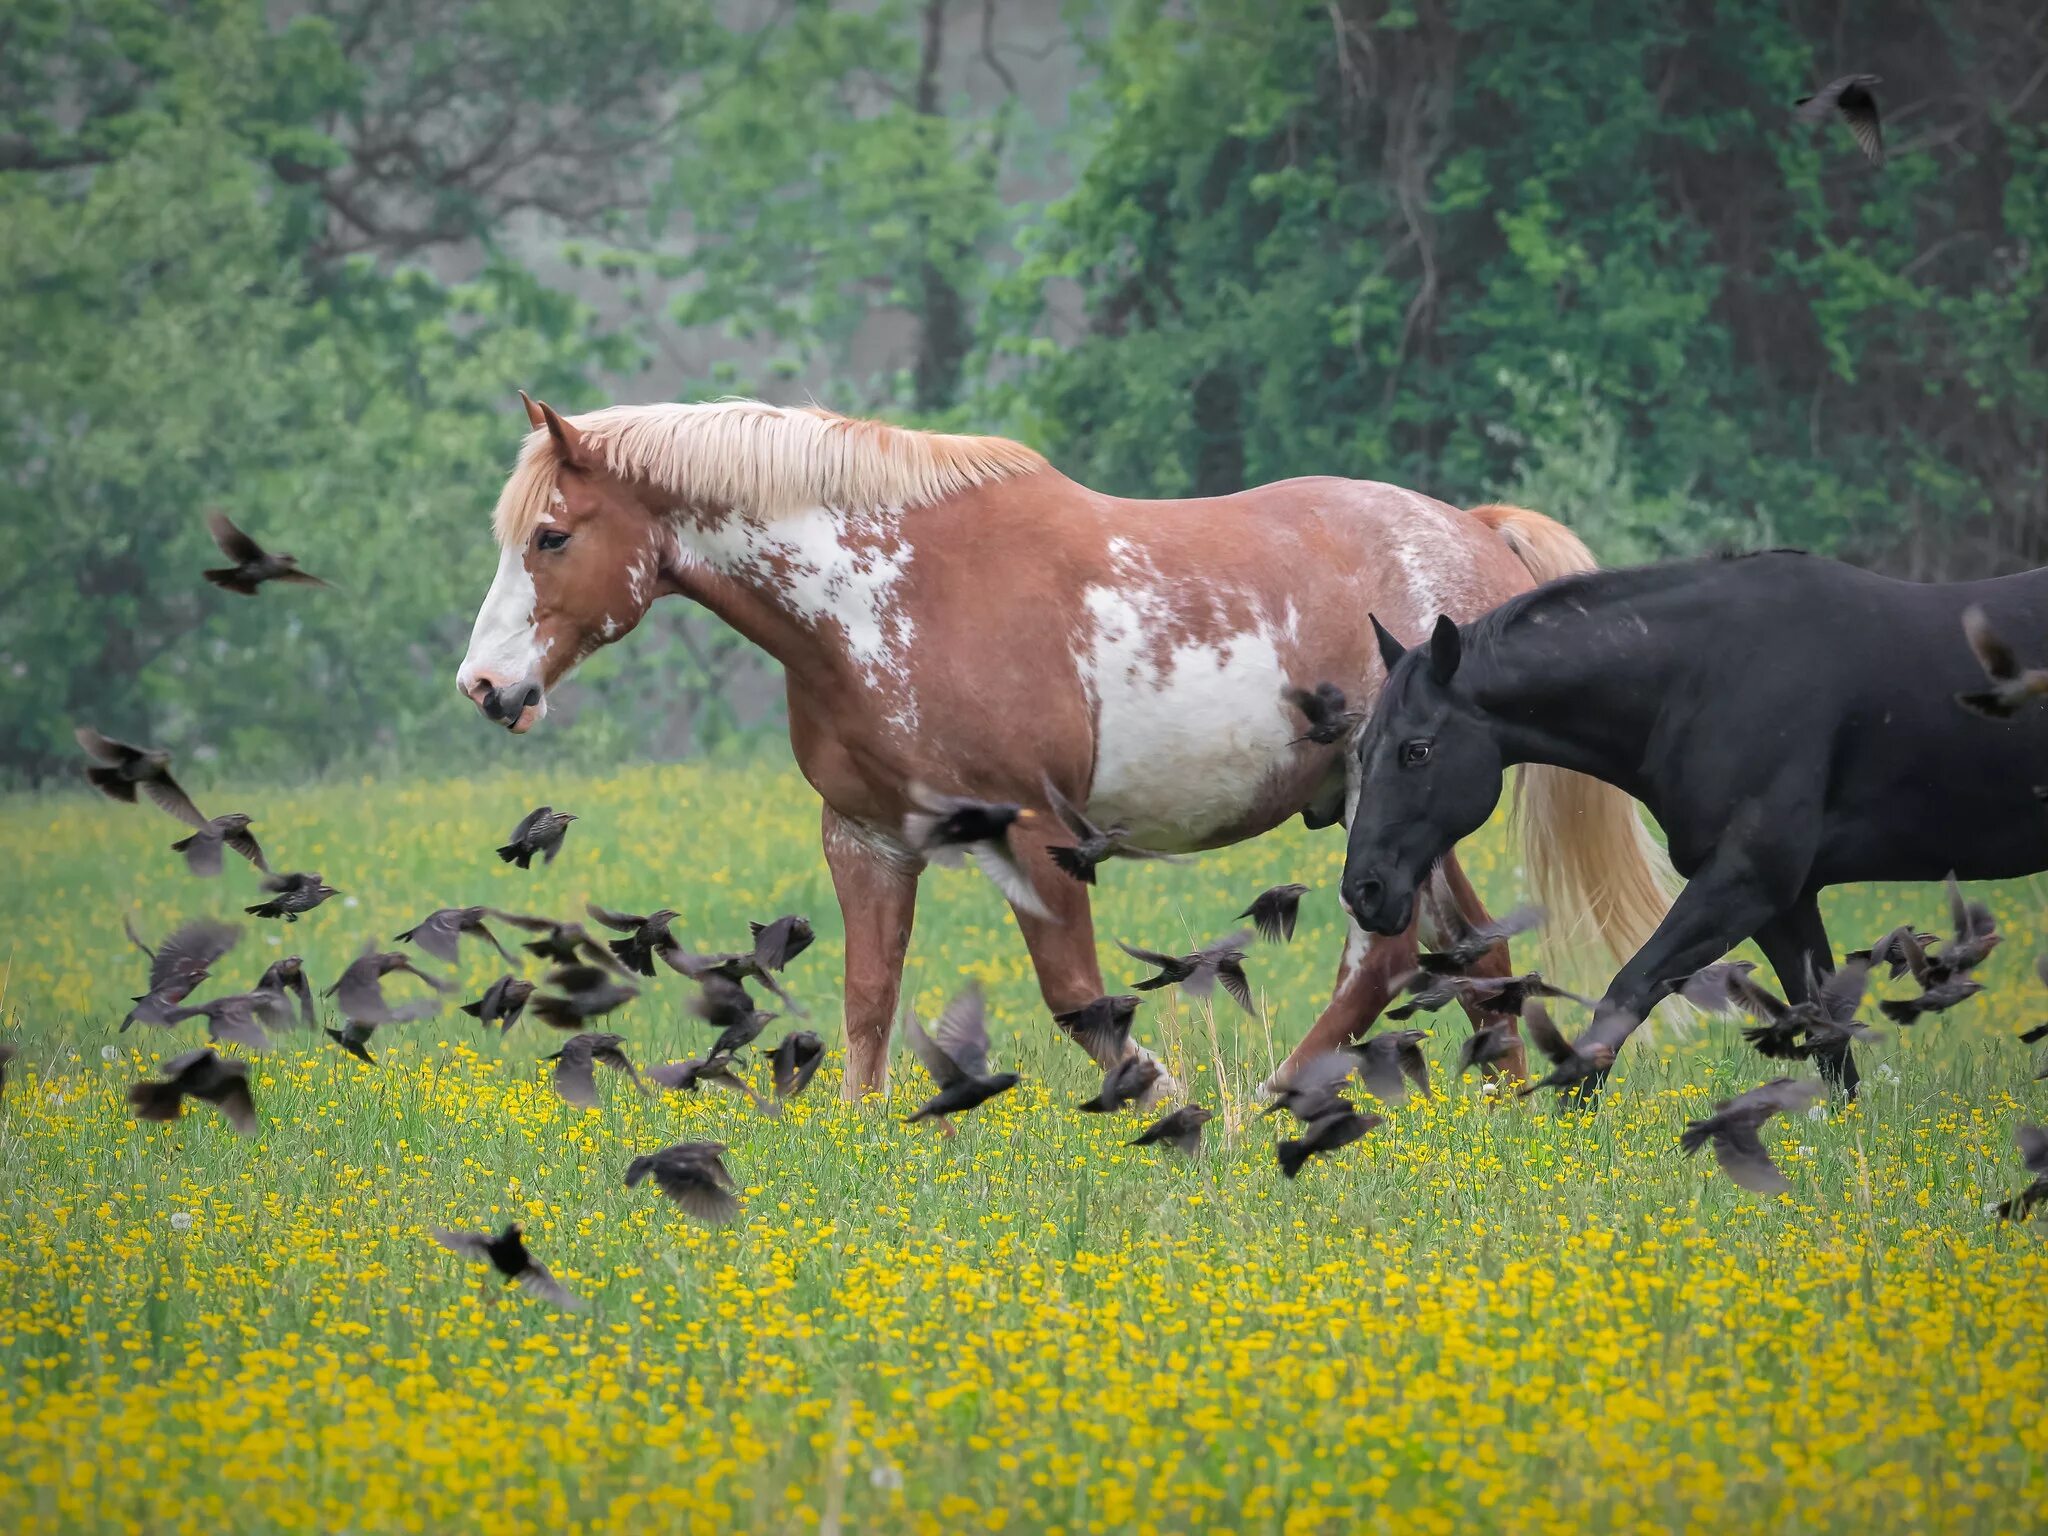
1, 758, 2044, 1535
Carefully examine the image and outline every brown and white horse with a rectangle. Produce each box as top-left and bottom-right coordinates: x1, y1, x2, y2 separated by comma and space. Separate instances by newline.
457, 394, 1672, 1098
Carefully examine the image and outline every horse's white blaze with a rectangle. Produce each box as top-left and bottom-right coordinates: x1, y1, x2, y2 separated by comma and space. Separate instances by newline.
671, 504, 919, 731
458, 543, 545, 713
1078, 581, 1294, 849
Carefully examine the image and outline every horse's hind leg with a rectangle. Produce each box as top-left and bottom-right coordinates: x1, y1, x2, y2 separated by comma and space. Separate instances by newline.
1754, 899, 1857, 1098
1426, 854, 1528, 1080
821, 807, 922, 1100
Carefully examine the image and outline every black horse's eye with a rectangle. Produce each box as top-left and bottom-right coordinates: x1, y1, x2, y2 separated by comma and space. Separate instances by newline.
536, 528, 570, 552
1400, 739, 1433, 767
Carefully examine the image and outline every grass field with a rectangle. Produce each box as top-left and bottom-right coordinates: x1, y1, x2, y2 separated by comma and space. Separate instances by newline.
1, 759, 2045, 1534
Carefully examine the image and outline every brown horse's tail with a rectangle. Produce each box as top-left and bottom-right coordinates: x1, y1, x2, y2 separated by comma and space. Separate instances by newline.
1469, 503, 1678, 972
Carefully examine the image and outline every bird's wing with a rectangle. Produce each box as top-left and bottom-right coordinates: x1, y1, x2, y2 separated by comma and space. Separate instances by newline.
203, 1075, 258, 1135
1399, 1038, 1432, 1096
1040, 776, 1096, 840
748, 915, 813, 971
1200, 929, 1256, 962
1520, 1001, 1574, 1066
1117, 939, 1177, 969
286, 969, 317, 1029
552, 1053, 600, 1108
1054, 998, 1133, 1061
275, 568, 332, 588
1963, 606, 2018, 683
1357, 1047, 1408, 1105
1714, 1127, 1789, 1195
932, 986, 993, 1078
1815, 958, 1872, 1022
223, 824, 268, 872
508, 806, 551, 845
176, 829, 225, 878
161, 1047, 215, 1077
1475, 904, 1545, 946
1214, 960, 1255, 1015
206, 509, 267, 564
1792, 75, 1852, 119
1275, 1051, 1359, 1105
900, 1006, 966, 1089
1946, 873, 1970, 946
431, 1228, 493, 1258
968, 842, 1052, 920
654, 1165, 742, 1225
517, 1261, 584, 1310
73, 726, 132, 765
154, 919, 240, 991
2016, 1122, 2048, 1173
144, 772, 209, 829
467, 916, 514, 962
400, 912, 462, 964
1741, 1077, 1825, 1120
585, 902, 643, 933
489, 909, 557, 933
1838, 86, 1884, 165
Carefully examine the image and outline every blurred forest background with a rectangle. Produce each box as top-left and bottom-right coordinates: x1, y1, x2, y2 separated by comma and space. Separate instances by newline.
4, 0, 2045, 781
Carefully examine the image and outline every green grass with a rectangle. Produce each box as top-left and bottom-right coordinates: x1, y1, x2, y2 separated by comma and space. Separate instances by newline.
1, 760, 2044, 1534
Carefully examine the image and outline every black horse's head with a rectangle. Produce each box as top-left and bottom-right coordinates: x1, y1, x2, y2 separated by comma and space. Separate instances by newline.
1342, 614, 1505, 934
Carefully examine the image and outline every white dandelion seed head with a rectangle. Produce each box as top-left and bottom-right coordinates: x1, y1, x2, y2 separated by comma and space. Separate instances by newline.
1873, 1062, 1900, 1086
265, 934, 283, 947
169, 1212, 195, 1232
868, 1463, 904, 1492
101, 1045, 119, 1063
342, 896, 361, 909
1796, 1145, 1816, 1157
1480, 1080, 1500, 1098
1806, 1103, 1828, 1122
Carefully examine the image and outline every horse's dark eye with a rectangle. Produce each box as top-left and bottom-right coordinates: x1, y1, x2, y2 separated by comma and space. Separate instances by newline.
1400, 740, 1432, 767
536, 528, 570, 552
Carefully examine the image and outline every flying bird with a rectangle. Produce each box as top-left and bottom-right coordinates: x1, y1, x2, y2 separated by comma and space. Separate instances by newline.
1283, 682, 1364, 745
1679, 1077, 1826, 1194
394, 906, 514, 965
1262, 1052, 1363, 1125
542, 1031, 644, 1109
1118, 929, 1254, 1013
431, 1222, 581, 1309
1238, 883, 1310, 944
1078, 1051, 1161, 1115
497, 806, 576, 869
529, 965, 639, 1031
1457, 1018, 1521, 1078
1414, 905, 1545, 973
683, 972, 774, 1057
492, 912, 624, 971
252, 957, 317, 1030
459, 974, 536, 1032
764, 1030, 825, 1100
202, 510, 331, 595
1040, 778, 1183, 885
1053, 993, 1143, 1063
75, 727, 206, 827
1352, 1029, 1432, 1106
160, 989, 291, 1054
1956, 606, 2048, 718
903, 783, 1050, 919
901, 986, 1019, 1131
1794, 73, 1884, 166
585, 903, 683, 976
127, 1048, 256, 1135
1126, 1103, 1214, 1156
1993, 1123, 2048, 1220
244, 870, 338, 922
1518, 1000, 1617, 1099
645, 1050, 772, 1112
1445, 972, 1595, 1017
1277, 1104, 1382, 1179
121, 916, 240, 1029
324, 946, 445, 1026
326, 1021, 379, 1065
624, 1141, 741, 1225
169, 813, 268, 878
664, 915, 814, 1014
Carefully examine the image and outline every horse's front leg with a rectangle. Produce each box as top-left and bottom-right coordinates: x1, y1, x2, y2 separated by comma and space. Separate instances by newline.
1268, 915, 1420, 1086
1424, 853, 1528, 1080
1753, 899, 1857, 1098
821, 806, 922, 1100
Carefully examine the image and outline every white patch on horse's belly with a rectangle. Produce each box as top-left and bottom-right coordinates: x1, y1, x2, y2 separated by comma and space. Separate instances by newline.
1078, 586, 1294, 847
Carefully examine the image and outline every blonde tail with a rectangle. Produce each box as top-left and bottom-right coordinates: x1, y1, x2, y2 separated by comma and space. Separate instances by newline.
1469, 503, 1678, 972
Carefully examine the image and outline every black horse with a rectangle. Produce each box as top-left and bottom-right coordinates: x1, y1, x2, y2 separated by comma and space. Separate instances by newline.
1341, 550, 2048, 1097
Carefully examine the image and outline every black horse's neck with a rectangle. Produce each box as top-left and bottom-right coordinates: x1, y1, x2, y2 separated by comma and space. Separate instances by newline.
1459, 570, 1681, 802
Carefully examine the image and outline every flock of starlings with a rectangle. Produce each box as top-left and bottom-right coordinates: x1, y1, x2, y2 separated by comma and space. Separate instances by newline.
12, 384, 2048, 1306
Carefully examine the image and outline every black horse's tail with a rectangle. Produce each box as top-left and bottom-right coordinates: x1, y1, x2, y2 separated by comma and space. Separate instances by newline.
1471, 504, 1680, 973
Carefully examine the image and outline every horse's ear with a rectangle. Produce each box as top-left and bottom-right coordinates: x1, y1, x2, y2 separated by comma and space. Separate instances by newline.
1427, 614, 1462, 684
1369, 614, 1406, 674
518, 390, 546, 430
521, 392, 587, 468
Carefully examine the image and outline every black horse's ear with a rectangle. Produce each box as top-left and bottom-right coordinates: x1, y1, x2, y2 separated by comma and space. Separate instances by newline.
1427, 614, 1462, 684
1369, 614, 1406, 674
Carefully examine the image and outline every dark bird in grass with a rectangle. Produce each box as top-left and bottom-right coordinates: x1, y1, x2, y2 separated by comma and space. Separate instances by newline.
903, 783, 1050, 919
460, 974, 536, 1032
645, 1050, 770, 1112
1518, 1000, 1617, 1100
202, 510, 330, 595
1956, 606, 2048, 718
127, 1048, 256, 1136
0, 1041, 16, 1100
394, 906, 514, 965
1679, 1077, 1826, 1194
1040, 778, 1184, 886
1457, 1019, 1520, 1079
1277, 1105, 1382, 1179
764, 1030, 825, 1100
75, 726, 206, 827
625, 1141, 740, 1225
161, 989, 291, 1054
529, 965, 639, 1031
1118, 929, 1255, 1014
431, 1222, 581, 1309
122, 916, 240, 1029
1352, 1029, 1431, 1106
1384, 972, 1465, 1021
684, 973, 774, 1057
244, 870, 337, 922
1794, 74, 1884, 166
1863, 879, 2002, 996
1879, 975, 1985, 1024
497, 806, 576, 869
1238, 883, 1310, 945
586, 903, 682, 976
170, 813, 268, 878
1445, 972, 1595, 1018
901, 986, 1018, 1131
1052, 994, 1143, 1063
1993, 1123, 2048, 1221
1127, 1103, 1214, 1156
542, 1031, 644, 1109
253, 957, 316, 1030
666, 916, 815, 1014
1283, 682, 1364, 745
1262, 1052, 1363, 1124
1680, 957, 1882, 1064
325, 1021, 378, 1065
325, 946, 445, 1026
1849, 928, 1941, 981
1078, 1051, 1161, 1115
1414, 905, 1545, 973
492, 912, 624, 971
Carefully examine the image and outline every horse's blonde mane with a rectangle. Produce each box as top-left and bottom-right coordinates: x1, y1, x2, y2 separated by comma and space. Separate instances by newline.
491, 399, 1048, 545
